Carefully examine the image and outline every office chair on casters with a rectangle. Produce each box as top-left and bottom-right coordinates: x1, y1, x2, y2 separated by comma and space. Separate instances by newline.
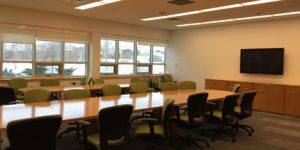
203, 94, 240, 143
6, 115, 62, 150
179, 81, 196, 90
174, 93, 210, 150
132, 99, 177, 150
79, 105, 133, 150
0, 87, 17, 105
232, 84, 240, 93
231, 91, 257, 136
57, 89, 90, 139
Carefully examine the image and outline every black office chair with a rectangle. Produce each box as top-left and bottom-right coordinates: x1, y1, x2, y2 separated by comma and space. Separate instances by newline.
0, 87, 17, 105
6, 115, 62, 150
204, 94, 240, 142
232, 91, 257, 136
133, 98, 177, 150
79, 104, 133, 150
175, 93, 210, 149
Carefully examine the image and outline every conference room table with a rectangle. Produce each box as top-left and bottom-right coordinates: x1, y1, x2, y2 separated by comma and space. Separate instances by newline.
0, 89, 234, 131
18, 84, 130, 93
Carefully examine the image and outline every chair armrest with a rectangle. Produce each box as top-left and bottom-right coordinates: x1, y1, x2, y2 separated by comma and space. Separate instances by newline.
76, 120, 92, 126
206, 102, 216, 117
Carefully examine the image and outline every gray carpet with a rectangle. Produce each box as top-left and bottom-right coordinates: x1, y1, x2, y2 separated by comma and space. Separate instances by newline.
1, 111, 299, 150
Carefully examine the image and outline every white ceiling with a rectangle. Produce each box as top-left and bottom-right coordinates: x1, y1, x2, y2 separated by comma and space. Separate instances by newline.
0, 0, 300, 30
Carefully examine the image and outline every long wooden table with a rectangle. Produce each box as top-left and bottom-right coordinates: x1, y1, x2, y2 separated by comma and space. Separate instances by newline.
0, 89, 234, 131
18, 84, 130, 93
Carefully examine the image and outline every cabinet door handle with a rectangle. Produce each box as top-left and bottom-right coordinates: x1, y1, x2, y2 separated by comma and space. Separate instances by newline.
289, 92, 297, 95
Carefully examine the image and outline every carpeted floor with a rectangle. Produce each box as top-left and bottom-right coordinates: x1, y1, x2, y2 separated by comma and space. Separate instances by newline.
1, 111, 299, 150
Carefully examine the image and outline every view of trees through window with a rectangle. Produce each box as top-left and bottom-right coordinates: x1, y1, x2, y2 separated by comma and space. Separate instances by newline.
100, 39, 166, 75
1, 41, 87, 78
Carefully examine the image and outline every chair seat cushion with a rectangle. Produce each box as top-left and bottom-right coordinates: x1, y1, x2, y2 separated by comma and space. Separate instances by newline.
206, 110, 222, 120
234, 106, 241, 114
134, 124, 164, 137
178, 114, 204, 124
16, 94, 24, 100
87, 133, 126, 149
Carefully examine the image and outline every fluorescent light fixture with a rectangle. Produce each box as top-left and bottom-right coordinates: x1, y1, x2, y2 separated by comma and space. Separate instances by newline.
234, 15, 273, 21
201, 4, 242, 12
242, 0, 281, 6
141, 0, 281, 21
76, 0, 121, 10
176, 10, 300, 27
273, 11, 300, 16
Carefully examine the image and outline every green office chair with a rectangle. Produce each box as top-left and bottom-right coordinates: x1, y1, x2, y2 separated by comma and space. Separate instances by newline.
58, 89, 91, 139
159, 82, 179, 91
92, 78, 104, 84
80, 77, 92, 85
150, 76, 160, 89
40, 79, 60, 87
64, 89, 90, 100
175, 93, 210, 149
8, 78, 27, 100
102, 84, 121, 96
130, 77, 146, 83
133, 98, 176, 149
232, 83, 240, 93
232, 91, 257, 136
204, 94, 240, 142
6, 115, 62, 150
179, 81, 196, 90
80, 105, 133, 150
163, 74, 174, 82
130, 82, 155, 93
24, 89, 51, 103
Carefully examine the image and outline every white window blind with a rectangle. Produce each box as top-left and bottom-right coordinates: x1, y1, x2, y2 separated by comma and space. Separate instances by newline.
0, 28, 36, 44
36, 30, 90, 43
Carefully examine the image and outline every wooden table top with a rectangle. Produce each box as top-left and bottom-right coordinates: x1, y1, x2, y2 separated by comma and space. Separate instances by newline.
0, 89, 234, 131
18, 84, 130, 93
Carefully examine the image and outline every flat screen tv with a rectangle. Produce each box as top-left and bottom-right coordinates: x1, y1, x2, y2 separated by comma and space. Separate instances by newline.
240, 48, 284, 75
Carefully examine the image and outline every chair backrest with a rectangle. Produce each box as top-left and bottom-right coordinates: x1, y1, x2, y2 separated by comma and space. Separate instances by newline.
130, 77, 146, 83
98, 105, 133, 149
240, 91, 257, 118
232, 83, 240, 93
150, 76, 159, 88
130, 82, 148, 93
179, 81, 196, 90
7, 115, 62, 150
80, 77, 92, 85
92, 78, 104, 84
102, 84, 121, 96
163, 74, 173, 82
161, 98, 175, 138
64, 89, 91, 100
24, 89, 51, 103
0, 87, 16, 105
187, 93, 208, 125
222, 94, 240, 123
41, 79, 60, 87
159, 82, 178, 91
8, 78, 27, 94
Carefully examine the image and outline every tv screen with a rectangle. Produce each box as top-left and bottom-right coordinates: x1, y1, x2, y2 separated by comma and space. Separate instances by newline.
240, 48, 284, 75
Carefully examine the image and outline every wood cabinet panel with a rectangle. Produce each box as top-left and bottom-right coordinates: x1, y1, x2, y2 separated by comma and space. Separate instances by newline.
284, 86, 300, 116
253, 83, 268, 111
215, 80, 227, 91
205, 79, 216, 90
227, 81, 254, 94
268, 85, 284, 114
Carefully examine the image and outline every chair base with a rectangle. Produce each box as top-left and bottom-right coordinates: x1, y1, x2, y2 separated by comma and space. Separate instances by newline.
202, 125, 236, 143
57, 122, 81, 139
230, 123, 255, 136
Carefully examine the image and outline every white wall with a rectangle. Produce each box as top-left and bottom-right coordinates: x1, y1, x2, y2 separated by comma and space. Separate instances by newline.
167, 18, 300, 88
0, 5, 170, 78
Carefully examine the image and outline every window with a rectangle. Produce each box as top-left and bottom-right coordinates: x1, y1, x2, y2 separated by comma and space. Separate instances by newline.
36, 65, 60, 75
64, 43, 88, 76
100, 39, 166, 75
36, 40, 61, 62
2, 43, 33, 77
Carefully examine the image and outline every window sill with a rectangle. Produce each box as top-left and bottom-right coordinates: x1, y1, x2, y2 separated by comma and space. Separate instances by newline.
0, 76, 83, 83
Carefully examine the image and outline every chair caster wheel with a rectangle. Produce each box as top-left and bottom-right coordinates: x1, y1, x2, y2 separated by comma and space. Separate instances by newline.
232, 139, 236, 143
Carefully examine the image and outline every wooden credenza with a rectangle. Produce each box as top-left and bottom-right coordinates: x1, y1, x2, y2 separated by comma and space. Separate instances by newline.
205, 79, 299, 117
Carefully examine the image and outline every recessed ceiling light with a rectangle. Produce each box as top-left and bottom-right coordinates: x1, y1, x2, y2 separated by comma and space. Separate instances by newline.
75, 0, 121, 10
141, 0, 282, 21
176, 11, 300, 27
